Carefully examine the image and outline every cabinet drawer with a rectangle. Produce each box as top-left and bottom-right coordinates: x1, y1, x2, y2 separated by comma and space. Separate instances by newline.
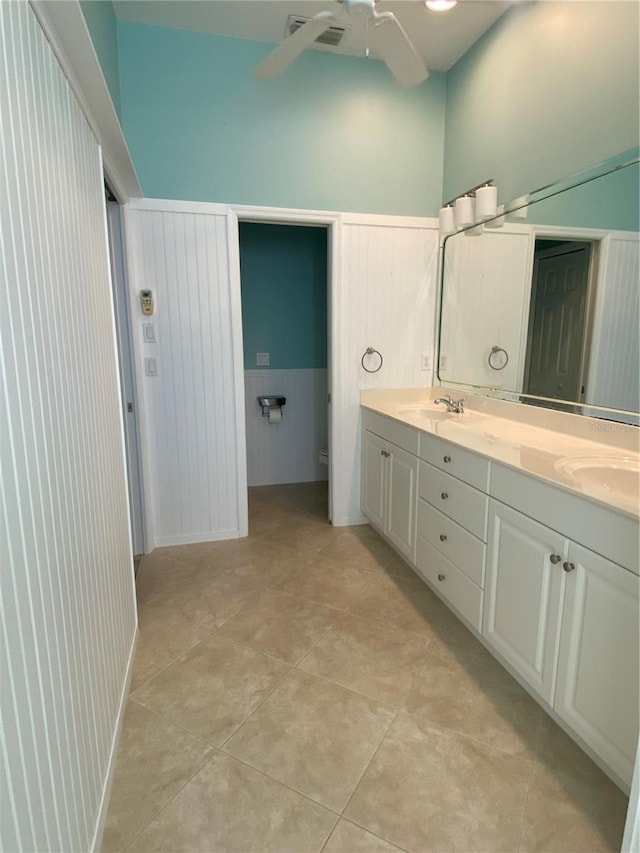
362, 409, 419, 456
417, 499, 485, 587
416, 536, 483, 632
419, 461, 488, 541
419, 432, 489, 491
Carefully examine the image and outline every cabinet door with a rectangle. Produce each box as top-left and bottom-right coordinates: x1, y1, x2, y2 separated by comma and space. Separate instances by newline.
555, 543, 639, 787
362, 430, 387, 530
386, 444, 419, 563
483, 501, 566, 703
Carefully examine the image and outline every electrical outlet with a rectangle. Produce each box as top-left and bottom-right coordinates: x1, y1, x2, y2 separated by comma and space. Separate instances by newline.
256, 353, 270, 366
421, 353, 432, 371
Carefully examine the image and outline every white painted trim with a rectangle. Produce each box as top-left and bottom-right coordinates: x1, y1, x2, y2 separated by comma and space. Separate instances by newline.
29, 0, 141, 203
226, 210, 249, 538
155, 530, 244, 547
341, 213, 438, 229
622, 741, 640, 852
90, 628, 138, 853
128, 198, 229, 216
122, 204, 156, 551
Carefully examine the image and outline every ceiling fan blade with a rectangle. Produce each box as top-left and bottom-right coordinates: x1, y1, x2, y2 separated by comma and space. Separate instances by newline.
254, 12, 337, 79
370, 12, 429, 88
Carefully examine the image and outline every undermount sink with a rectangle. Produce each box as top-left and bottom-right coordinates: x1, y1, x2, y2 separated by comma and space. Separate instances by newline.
554, 456, 640, 503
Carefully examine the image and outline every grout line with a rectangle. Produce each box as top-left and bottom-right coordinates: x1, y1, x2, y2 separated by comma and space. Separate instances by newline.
340, 708, 399, 819
119, 749, 219, 852
515, 757, 537, 853
338, 816, 411, 853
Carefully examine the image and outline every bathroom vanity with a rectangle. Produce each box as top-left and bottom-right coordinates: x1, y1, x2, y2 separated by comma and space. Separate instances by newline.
360, 387, 639, 793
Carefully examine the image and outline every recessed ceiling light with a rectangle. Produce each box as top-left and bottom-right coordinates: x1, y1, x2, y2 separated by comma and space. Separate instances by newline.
425, 0, 457, 11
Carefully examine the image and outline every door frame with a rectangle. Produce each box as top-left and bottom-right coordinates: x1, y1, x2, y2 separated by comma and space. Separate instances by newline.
227, 205, 341, 528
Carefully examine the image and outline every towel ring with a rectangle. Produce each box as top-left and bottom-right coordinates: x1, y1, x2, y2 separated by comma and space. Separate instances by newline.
488, 345, 509, 371
361, 347, 383, 373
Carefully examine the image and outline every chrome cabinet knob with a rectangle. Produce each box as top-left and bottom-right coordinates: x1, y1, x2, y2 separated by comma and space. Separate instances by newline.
550, 554, 562, 564
439, 534, 447, 542
563, 562, 576, 573
443, 455, 452, 463
437, 573, 446, 582
441, 492, 448, 500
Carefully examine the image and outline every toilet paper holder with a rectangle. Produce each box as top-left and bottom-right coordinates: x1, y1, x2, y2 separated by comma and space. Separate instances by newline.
257, 396, 286, 418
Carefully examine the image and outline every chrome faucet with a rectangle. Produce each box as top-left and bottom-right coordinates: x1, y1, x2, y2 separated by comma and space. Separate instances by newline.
434, 394, 465, 414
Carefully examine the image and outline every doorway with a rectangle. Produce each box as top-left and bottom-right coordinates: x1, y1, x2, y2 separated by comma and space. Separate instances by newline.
106, 198, 145, 559
523, 239, 597, 403
237, 222, 330, 525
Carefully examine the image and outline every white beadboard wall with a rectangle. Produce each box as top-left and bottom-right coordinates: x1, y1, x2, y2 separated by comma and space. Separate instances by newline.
1, 4, 137, 852
333, 215, 439, 525
125, 206, 245, 546
245, 369, 328, 486
587, 233, 640, 412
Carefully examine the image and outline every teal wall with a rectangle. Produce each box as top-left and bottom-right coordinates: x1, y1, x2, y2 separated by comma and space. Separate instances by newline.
239, 224, 327, 370
117, 21, 446, 215
80, 0, 121, 117
443, 1, 640, 205
528, 159, 639, 232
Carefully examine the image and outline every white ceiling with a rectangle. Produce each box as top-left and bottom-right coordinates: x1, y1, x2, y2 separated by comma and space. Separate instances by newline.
113, 0, 511, 72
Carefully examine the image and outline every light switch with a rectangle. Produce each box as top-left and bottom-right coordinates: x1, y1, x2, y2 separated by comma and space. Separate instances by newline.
143, 322, 156, 343
256, 353, 270, 366
145, 357, 158, 377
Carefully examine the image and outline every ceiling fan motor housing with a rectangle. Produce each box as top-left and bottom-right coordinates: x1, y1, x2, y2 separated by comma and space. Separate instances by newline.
344, 0, 377, 18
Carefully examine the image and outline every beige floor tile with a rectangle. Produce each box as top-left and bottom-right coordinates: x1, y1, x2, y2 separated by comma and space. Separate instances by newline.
127, 752, 336, 853
520, 762, 628, 852
319, 527, 416, 582
299, 613, 433, 706
212, 542, 322, 588
225, 669, 395, 812
100, 701, 214, 852
130, 609, 214, 692
345, 712, 532, 853
350, 573, 457, 639
532, 713, 623, 788
134, 552, 199, 607
130, 635, 290, 746
217, 588, 338, 664
322, 819, 405, 852
276, 555, 374, 611
261, 516, 349, 553
404, 636, 543, 757
140, 567, 264, 630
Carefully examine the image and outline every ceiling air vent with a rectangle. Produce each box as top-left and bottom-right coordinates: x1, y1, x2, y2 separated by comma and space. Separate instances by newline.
285, 15, 349, 47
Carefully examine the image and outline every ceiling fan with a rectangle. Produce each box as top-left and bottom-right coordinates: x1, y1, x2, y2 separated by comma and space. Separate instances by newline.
253, 0, 429, 88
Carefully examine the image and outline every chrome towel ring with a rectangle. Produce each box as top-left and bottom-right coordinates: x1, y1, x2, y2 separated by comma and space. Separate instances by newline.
488, 345, 509, 371
361, 347, 383, 373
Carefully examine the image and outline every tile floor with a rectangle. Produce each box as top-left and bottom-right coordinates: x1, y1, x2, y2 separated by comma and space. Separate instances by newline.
103, 482, 629, 853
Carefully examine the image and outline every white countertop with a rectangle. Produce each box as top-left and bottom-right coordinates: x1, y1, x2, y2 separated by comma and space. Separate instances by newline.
361, 387, 640, 519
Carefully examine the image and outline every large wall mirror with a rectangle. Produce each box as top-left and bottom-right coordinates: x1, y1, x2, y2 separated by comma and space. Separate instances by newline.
438, 151, 639, 424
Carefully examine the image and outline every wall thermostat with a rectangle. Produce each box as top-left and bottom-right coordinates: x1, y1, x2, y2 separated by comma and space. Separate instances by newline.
140, 289, 154, 315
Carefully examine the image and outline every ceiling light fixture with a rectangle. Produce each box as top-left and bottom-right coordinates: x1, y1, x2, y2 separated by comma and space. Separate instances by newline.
425, 1, 457, 11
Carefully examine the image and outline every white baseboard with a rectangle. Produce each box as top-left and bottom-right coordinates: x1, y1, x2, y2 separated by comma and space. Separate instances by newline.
332, 513, 368, 527
155, 529, 244, 547
90, 627, 138, 853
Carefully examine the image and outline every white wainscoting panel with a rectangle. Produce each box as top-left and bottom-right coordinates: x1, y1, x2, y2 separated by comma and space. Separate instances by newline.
1, 4, 137, 851
587, 233, 639, 413
333, 216, 439, 526
245, 369, 328, 487
125, 206, 244, 545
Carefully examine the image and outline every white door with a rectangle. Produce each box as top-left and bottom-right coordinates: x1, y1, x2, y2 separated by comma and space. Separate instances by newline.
107, 202, 145, 555
483, 501, 566, 703
555, 542, 639, 787
386, 444, 418, 563
362, 430, 387, 530
525, 243, 591, 400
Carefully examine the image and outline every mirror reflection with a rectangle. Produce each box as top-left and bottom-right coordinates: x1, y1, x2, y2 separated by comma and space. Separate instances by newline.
438, 153, 639, 421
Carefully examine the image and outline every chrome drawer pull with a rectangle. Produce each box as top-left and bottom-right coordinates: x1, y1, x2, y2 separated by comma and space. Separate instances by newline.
441, 492, 448, 500
437, 573, 446, 582
439, 534, 447, 542
443, 455, 452, 463
550, 554, 562, 564
563, 562, 576, 573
